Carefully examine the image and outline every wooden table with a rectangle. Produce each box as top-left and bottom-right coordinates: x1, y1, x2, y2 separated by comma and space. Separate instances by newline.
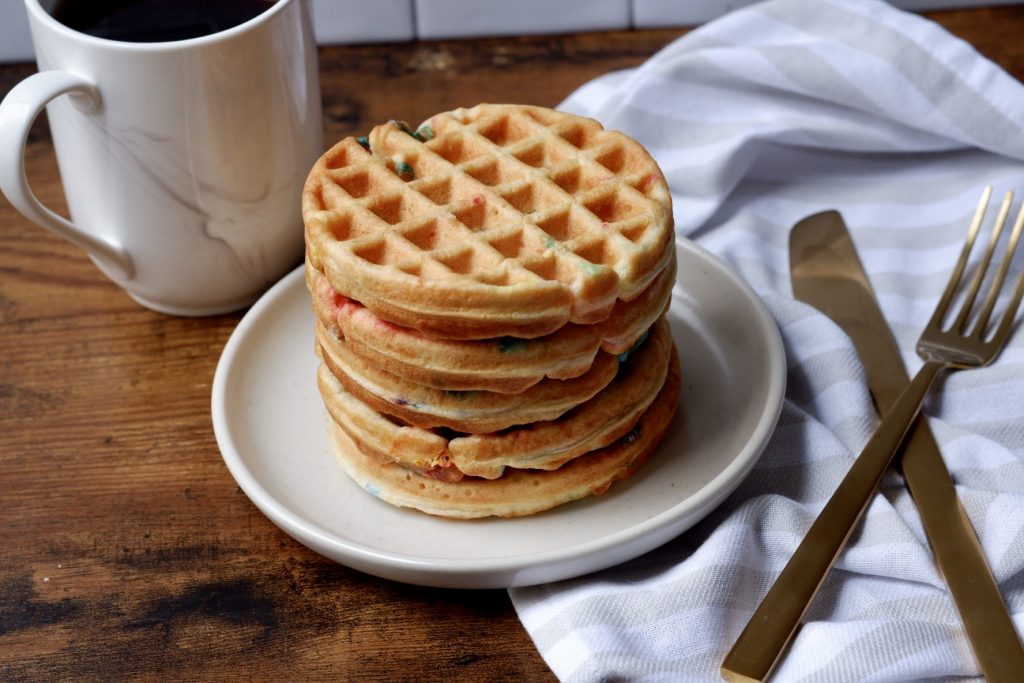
3, 8, 1024, 680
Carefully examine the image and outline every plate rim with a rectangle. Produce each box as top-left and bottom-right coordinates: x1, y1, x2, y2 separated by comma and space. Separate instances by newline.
211, 237, 786, 587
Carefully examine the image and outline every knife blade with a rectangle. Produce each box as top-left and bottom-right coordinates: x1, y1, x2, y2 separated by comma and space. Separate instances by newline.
721, 210, 1024, 682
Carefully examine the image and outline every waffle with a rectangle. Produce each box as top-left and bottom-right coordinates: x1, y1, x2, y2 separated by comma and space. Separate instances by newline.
307, 255, 675, 393
316, 322, 619, 433
303, 104, 674, 340
327, 346, 681, 519
317, 316, 674, 481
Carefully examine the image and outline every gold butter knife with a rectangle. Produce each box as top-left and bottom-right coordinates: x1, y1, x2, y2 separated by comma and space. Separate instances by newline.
721, 210, 1024, 682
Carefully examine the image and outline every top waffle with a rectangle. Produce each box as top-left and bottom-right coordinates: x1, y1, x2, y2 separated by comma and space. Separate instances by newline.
303, 104, 674, 339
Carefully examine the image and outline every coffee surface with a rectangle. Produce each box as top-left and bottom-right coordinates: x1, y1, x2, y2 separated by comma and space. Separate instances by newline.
51, 0, 278, 42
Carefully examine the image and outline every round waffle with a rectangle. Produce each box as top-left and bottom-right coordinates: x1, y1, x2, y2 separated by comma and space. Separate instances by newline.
306, 255, 675, 393
316, 322, 620, 434
317, 316, 674, 481
326, 346, 681, 519
303, 103, 674, 340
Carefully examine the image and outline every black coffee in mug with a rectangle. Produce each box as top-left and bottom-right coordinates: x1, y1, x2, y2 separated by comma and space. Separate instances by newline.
50, 0, 278, 43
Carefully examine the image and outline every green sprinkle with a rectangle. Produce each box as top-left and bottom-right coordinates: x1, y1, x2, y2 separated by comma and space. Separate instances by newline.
391, 120, 417, 137
356, 136, 369, 149
617, 330, 650, 362
622, 427, 641, 444
580, 261, 604, 275
498, 337, 528, 353
414, 125, 435, 141
544, 236, 565, 251
443, 389, 476, 401
394, 396, 423, 409
395, 161, 415, 179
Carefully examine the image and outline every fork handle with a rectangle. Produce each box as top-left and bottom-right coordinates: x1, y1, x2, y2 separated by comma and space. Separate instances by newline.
721, 360, 945, 683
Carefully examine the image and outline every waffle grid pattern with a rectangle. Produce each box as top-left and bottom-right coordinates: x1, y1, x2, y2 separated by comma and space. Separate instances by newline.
304, 104, 673, 335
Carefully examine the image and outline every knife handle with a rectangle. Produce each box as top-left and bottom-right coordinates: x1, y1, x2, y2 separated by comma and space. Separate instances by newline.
900, 423, 1024, 682
721, 361, 944, 682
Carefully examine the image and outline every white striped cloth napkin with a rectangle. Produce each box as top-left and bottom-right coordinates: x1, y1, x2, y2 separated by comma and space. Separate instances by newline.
508, 1, 1024, 680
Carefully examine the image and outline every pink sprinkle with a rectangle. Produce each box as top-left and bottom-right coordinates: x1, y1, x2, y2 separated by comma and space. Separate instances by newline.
319, 277, 358, 317
640, 174, 658, 192
472, 194, 484, 207
335, 295, 358, 317
329, 288, 353, 313
374, 317, 400, 334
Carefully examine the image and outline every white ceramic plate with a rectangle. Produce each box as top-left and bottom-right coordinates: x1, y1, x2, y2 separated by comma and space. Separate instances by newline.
211, 239, 785, 589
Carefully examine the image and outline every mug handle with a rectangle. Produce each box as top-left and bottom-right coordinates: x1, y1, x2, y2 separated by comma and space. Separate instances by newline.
0, 70, 134, 279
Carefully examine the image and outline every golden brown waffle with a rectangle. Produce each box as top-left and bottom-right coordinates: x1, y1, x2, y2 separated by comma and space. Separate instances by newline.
326, 348, 681, 519
307, 256, 675, 394
316, 322, 619, 434
303, 104, 674, 340
317, 316, 674, 481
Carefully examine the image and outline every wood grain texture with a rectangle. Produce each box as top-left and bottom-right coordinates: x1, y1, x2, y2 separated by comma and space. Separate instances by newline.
2, 10, 1024, 681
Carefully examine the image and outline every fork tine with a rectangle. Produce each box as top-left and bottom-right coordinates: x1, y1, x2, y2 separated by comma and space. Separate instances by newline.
990, 265, 1024, 349
951, 190, 1013, 333
973, 198, 1024, 337
926, 187, 991, 332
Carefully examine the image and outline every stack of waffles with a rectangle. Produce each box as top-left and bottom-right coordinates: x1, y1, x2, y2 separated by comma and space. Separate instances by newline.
302, 104, 680, 518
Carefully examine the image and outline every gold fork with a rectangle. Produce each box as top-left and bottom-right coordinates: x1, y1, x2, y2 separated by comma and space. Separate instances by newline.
722, 188, 1024, 683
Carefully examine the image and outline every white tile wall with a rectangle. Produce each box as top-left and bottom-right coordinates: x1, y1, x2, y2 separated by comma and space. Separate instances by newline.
0, 3, 34, 62
894, 0, 1019, 8
0, 0, 1013, 63
414, 0, 630, 40
633, 0, 1021, 27
633, 0, 759, 28
312, 0, 414, 45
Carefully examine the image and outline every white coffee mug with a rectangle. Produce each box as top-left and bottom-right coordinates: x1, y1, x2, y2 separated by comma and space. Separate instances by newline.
0, 0, 323, 315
